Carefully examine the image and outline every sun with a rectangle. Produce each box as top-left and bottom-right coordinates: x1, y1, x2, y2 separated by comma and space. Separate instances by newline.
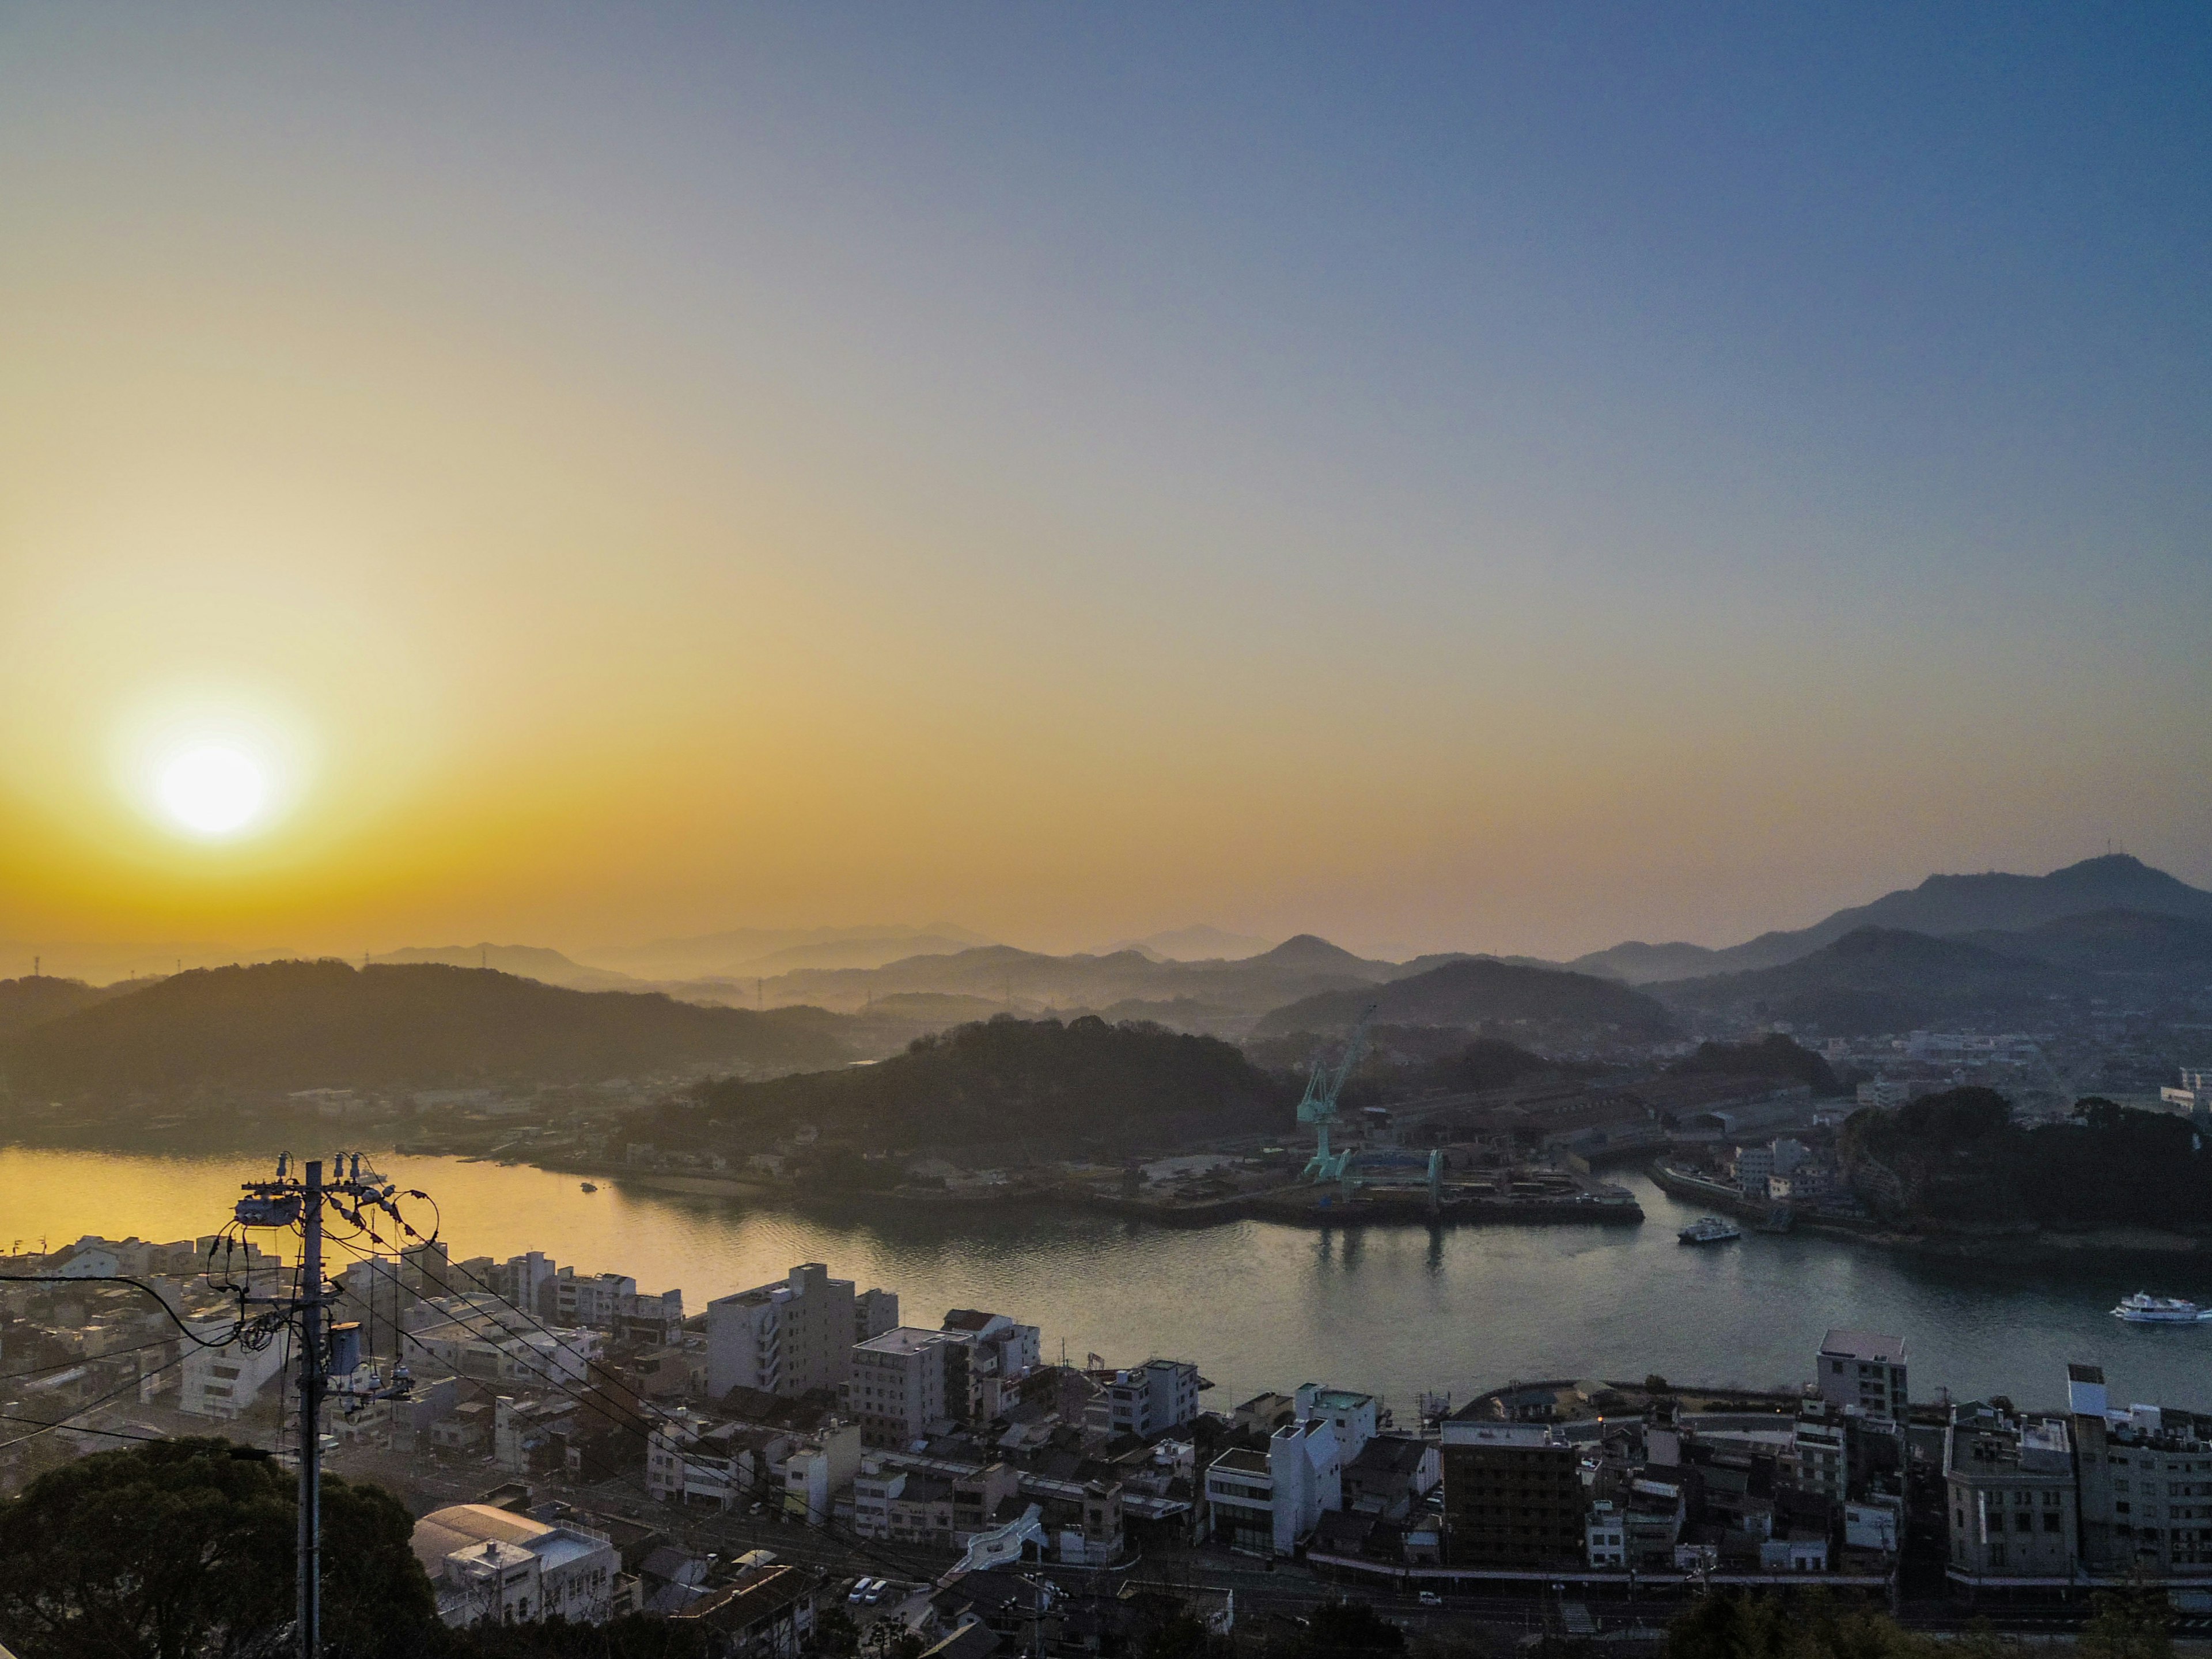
158, 745, 268, 836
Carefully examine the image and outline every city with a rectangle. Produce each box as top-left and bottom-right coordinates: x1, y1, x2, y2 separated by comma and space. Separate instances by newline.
10, 1194, 2212, 1652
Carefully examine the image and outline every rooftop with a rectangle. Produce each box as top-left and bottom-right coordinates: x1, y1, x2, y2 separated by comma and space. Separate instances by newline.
859, 1326, 952, 1357
1820, 1329, 1906, 1364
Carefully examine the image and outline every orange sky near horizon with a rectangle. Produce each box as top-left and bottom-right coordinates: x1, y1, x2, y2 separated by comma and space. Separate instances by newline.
2, 7, 2206, 969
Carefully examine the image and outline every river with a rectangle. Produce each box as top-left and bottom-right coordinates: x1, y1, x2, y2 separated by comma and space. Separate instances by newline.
5, 1143, 2209, 1416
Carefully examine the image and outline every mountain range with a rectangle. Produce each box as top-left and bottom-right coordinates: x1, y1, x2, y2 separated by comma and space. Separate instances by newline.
584, 923, 995, 982
1571, 855, 2212, 982
0, 960, 850, 1098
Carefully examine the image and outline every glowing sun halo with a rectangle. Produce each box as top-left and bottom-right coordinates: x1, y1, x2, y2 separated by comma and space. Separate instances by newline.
159, 745, 267, 836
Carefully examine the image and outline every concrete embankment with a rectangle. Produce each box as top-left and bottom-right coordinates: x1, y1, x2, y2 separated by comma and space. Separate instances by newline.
1082, 1187, 1643, 1229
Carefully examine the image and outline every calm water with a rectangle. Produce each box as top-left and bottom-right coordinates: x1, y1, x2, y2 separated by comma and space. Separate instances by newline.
5, 1145, 2210, 1416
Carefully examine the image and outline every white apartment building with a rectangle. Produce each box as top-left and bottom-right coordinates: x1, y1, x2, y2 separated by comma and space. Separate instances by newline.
706, 1263, 898, 1400
848, 1326, 953, 1446
941, 1309, 1042, 1421
1816, 1328, 1907, 1423
1203, 1416, 1342, 1557
1296, 1384, 1377, 1463
178, 1323, 290, 1419
1104, 1359, 1202, 1440
412, 1504, 621, 1628
1586, 1500, 1627, 1568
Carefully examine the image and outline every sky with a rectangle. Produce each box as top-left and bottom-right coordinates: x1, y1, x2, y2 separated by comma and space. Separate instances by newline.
1, 3, 2207, 968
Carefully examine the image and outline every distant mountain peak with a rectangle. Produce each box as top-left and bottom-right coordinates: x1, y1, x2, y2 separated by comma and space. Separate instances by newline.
1258, 934, 1368, 967
1101, 925, 1275, 962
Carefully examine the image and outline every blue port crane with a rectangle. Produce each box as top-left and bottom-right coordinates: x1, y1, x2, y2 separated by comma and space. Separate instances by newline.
1298, 1002, 1378, 1181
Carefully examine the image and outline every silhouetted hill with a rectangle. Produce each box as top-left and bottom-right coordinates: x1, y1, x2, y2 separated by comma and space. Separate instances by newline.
631, 1015, 1291, 1153
0, 960, 850, 1097
759, 937, 1390, 1029
0, 977, 128, 1044
370, 943, 646, 991
1840, 1089, 2212, 1234
1961, 908, 2212, 975
1574, 855, 2212, 982
1101, 925, 1275, 961
1671, 1034, 1843, 1096
1249, 957, 1674, 1044
1654, 927, 2065, 1036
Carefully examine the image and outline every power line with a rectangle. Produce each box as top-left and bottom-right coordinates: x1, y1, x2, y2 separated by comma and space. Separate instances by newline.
0, 1349, 194, 1452
0, 1274, 255, 1347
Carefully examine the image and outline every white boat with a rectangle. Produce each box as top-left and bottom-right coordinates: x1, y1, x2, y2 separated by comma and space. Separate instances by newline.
2113, 1293, 2212, 1324
1679, 1215, 1741, 1245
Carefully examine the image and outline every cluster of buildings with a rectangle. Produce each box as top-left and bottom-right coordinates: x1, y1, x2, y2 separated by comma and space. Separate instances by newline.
1944, 1362, 2212, 1586
20, 1225, 2212, 1647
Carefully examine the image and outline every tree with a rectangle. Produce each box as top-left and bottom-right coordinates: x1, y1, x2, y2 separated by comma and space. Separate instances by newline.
1298, 1601, 1406, 1659
0, 1437, 442, 1659
2078, 1585, 2173, 1659
1664, 1590, 1934, 1659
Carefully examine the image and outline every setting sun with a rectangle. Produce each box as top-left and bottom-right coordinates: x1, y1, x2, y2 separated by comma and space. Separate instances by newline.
157, 744, 266, 836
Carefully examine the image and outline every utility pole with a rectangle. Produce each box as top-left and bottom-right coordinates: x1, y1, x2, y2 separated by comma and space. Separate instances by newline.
236, 1153, 412, 1659
298, 1159, 324, 1659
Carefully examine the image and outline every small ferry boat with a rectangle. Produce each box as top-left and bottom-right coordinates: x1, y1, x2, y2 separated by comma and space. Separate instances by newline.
2112, 1293, 2211, 1324
579, 1181, 599, 1194
1679, 1215, 1742, 1245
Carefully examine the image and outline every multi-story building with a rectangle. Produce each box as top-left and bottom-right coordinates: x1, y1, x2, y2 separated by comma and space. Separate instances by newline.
411, 1503, 622, 1628
1297, 1384, 1378, 1463
1944, 1407, 2077, 1581
2066, 1362, 2212, 1575
646, 1410, 786, 1508
1203, 1415, 1342, 1557
706, 1264, 898, 1401
407, 1304, 600, 1388
853, 1463, 958, 1544
551, 1269, 636, 1331
848, 1326, 954, 1446
1586, 1500, 1627, 1568
1440, 1417, 1583, 1570
1793, 1394, 1849, 1501
1816, 1329, 1907, 1423
1104, 1359, 1203, 1440
177, 1321, 290, 1419
941, 1310, 1042, 1421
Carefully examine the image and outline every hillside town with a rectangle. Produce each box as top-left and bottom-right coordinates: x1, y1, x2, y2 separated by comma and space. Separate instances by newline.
9, 1223, 2212, 1652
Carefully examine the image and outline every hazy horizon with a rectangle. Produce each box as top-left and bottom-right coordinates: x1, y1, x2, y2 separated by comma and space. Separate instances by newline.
3, 7, 2206, 966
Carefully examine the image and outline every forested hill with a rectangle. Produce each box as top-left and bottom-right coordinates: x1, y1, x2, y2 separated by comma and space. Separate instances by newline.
1839, 1088, 2212, 1234
632, 1014, 1294, 1153
0, 960, 850, 1096
0, 976, 127, 1045
1251, 957, 1674, 1044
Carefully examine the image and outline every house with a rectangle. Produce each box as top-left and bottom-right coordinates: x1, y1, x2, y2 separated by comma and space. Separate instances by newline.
1342, 1435, 1441, 1521
669, 1563, 819, 1659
